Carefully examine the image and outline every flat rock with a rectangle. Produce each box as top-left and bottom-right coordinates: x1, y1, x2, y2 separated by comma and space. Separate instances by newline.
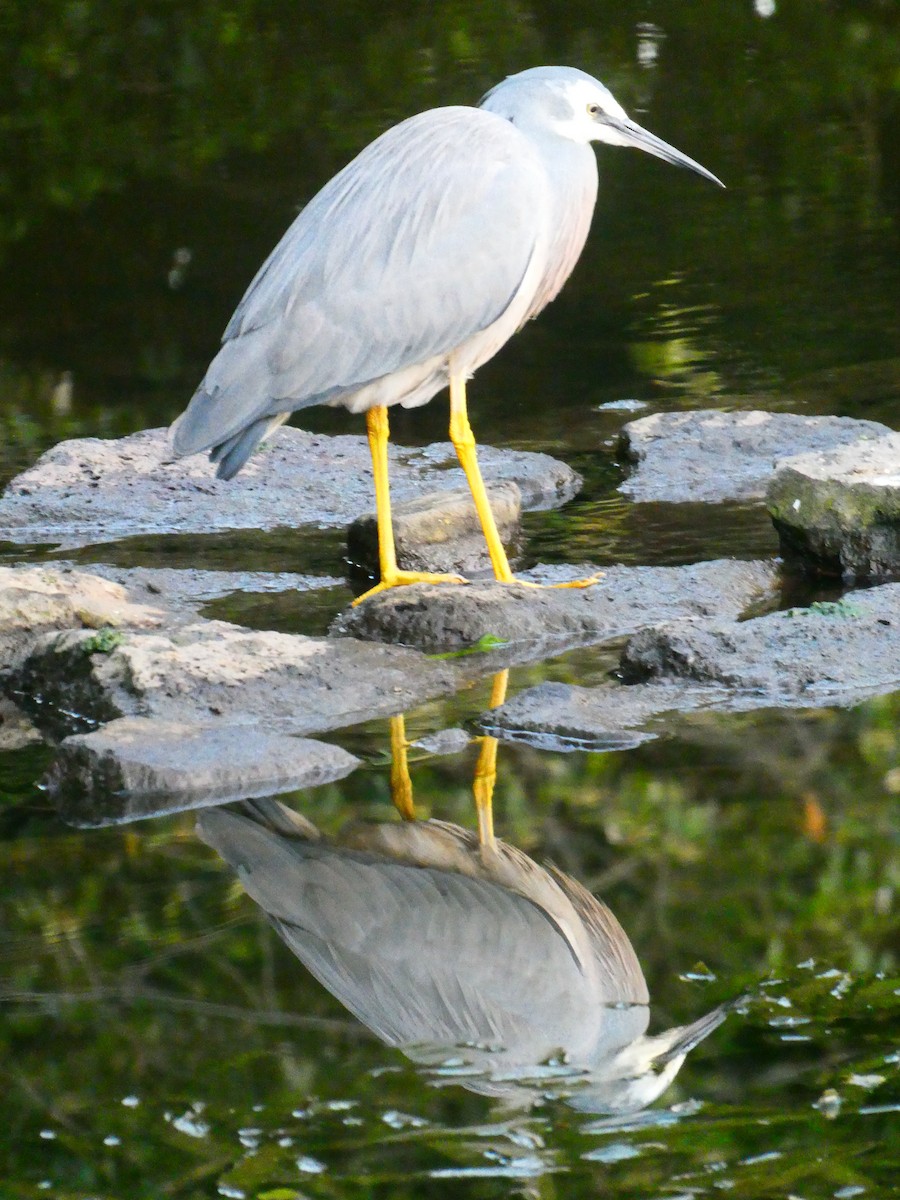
48, 562, 343, 618
0, 426, 581, 549
767, 433, 900, 577
619, 409, 894, 503
45, 717, 361, 825
477, 585, 900, 749
5, 619, 461, 741
331, 560, 778, 655
0, 565, 163, 669
476, 679, 727, 752
621, 585, 900, 704
347, 483, 522, 577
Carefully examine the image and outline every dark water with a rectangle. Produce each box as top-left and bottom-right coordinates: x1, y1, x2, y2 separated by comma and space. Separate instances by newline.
2, 3, 899, 1197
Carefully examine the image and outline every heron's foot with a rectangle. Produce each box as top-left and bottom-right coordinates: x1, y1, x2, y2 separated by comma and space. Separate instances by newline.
513, 571, 604, 591
352, 569, 469, 607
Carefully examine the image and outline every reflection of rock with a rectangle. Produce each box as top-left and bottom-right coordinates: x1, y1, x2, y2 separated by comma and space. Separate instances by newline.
478, 586, 900, 749
347, 483, 522, 578
332, 560, 778, 654
7, 620, 460, 741
0, 696, 42, 751
46, 717, 360, 825
767, 434, 900, 577
198, 800, 732, 1114
0, 427, 580, 550
620, 409, 895, 504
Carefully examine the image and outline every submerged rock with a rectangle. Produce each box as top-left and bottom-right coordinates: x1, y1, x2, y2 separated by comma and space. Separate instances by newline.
347, 483, 522, 577
332, 560, 779, 655
46, 717, 360, 825
619, 409, 894, 503
0, 426, 580, 549
767, 433, 900, 578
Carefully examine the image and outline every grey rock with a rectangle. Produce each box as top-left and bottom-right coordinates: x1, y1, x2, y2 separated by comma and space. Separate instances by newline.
0, 696, 43, 751
411, 727, 473, 756
767, 433, 900, 577
0, 565, 163, 670
621, 585, 900, 703
331, 560, 779, 656
48, 562, 342, 618
6, 620, 460, 741
619, 409, 894, 503
0, 426, 581, 549
347, 483, 522, 577
45, 716, 360, 825
476, 680, 725, 752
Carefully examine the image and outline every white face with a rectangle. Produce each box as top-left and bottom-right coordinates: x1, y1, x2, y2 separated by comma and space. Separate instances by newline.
553, 78, 631, 145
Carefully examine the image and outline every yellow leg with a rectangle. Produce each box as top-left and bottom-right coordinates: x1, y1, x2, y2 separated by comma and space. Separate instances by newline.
472, 669, 509, 857
389, 714, 416, 821
448, 373, 601, 591
352, 405, 468, 606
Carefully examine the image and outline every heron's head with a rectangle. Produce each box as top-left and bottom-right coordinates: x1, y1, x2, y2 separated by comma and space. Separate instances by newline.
481, 66, 723, 187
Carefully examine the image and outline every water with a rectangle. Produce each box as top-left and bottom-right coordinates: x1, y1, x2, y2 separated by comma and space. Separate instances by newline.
1, 3, 899, 1197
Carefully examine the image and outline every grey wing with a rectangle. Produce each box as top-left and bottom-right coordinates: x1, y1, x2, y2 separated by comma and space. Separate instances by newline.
173, 107, 549, 457
198, 809, 597, 1057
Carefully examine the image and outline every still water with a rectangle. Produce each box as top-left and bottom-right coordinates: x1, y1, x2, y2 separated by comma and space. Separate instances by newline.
2, 2, 899, 1197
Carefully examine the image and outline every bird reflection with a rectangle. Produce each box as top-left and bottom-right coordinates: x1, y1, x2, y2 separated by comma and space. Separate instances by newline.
198, 672, 732, 1114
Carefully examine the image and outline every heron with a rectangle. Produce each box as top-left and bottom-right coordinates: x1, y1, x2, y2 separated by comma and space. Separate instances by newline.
198, 799, 733, 1113
170, 66, 723, 604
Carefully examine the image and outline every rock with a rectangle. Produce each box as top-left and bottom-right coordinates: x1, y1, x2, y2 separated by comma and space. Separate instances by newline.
0, 565, 163, 669
619, 409, 894, 503
478, 585, 900, 749
0, 427, 581, 549
331, 560, 779, 656
347, 483, 522, 578
45, 717, 360, 825
6, 620, 461, 741
411, 727, 473, 756
48, 562, 342, 618
476, 680, 725, 752
621, 585, 900, 703
767, 433, 900, 577
0, 696, 42, 750
348, 480, 525, 578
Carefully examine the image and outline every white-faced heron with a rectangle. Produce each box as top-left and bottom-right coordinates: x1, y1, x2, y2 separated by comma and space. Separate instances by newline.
198, 800, 733, 1114
171, 66, 722, 603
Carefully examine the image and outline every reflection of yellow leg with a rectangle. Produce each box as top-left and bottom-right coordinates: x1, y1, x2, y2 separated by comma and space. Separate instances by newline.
472, 670, 509, 856
449, 372, 602, 590
389, 713, 416, 821
352, 405, 468, 606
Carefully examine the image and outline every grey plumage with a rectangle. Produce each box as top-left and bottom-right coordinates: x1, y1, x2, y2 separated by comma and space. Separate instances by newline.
198, 800, 734, 1113
170, 66, 722, 480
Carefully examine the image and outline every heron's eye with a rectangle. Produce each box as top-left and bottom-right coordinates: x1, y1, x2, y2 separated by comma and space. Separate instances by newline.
587, 102, 601, 117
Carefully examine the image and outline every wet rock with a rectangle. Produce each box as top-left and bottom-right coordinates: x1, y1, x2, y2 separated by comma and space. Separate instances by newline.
6, 620, 461, 741
347, 483, 521, 577
0, 565, 163, 669
767, 433, 900, 577
619, 410, 894, 503
476, 680, 724, 752
0, 696, 42, 750
331, 560, 779, 656
49, 562, 342, 618
45, 717, 360, 825
621, 585, 900, 703
0, 427, 581, 549
411, 727, 473, 756
478, 586, 900, 749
